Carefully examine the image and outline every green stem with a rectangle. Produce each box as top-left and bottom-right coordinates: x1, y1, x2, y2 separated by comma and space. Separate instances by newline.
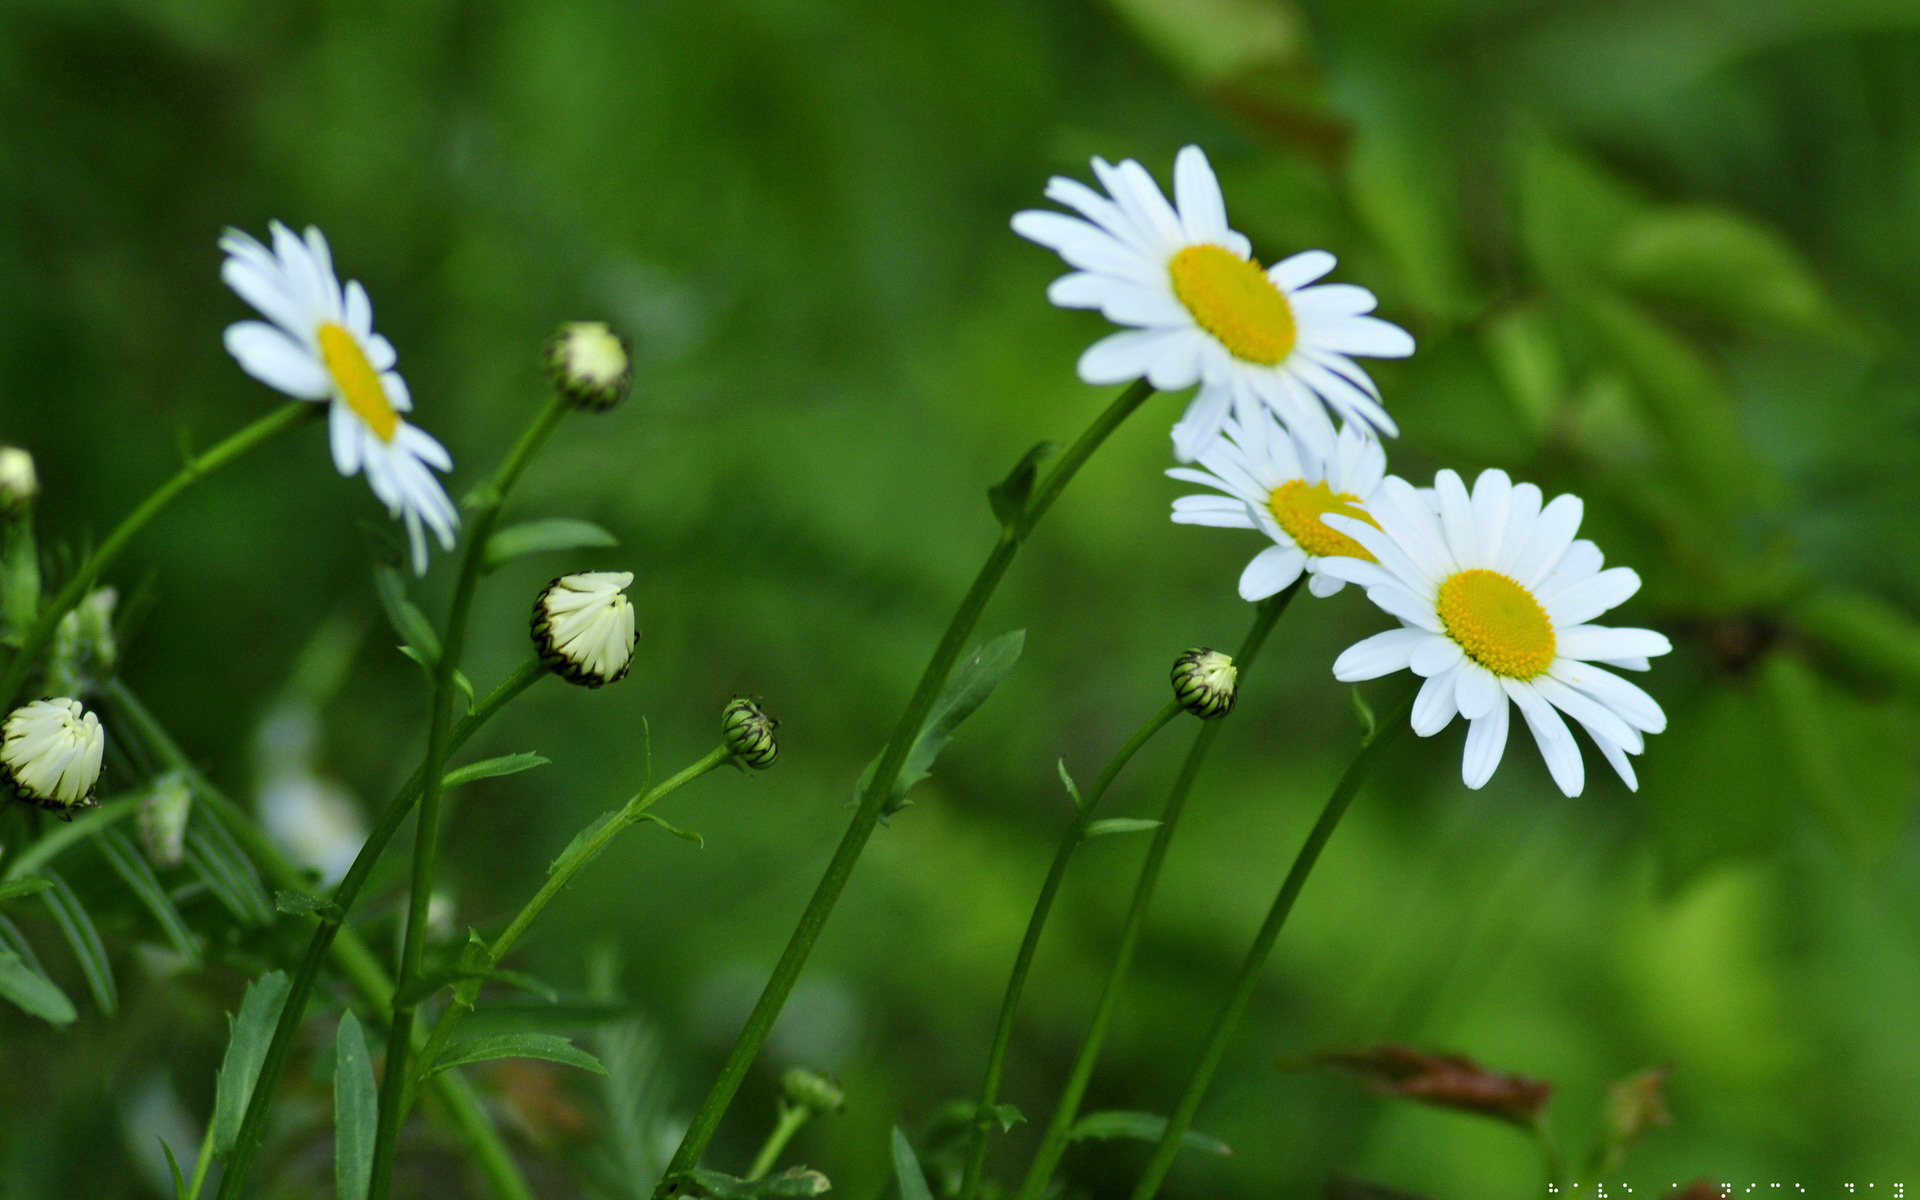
370, 393, 570, 1200
1536, 1118, 1570, 1194
1013, 584, 1300, 1200
0, 402, 315, 709
1126, 688, 1415, 1200
182, 1116, 217, 1200
957, 698, 1185, 1200
408, 746, 731, 1103
108, 675, 543, 1200
659, 380, 1157, 1185
0, 796, 140, 881
201, 658, 546, 1200
745, 1105, 812, 1182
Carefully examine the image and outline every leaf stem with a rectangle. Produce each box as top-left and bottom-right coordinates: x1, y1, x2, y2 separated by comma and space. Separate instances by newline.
956, 698, 1185, 1200
745, 1104, 813, 1182
1012, 583, 1301, 1200
0, 401, 316, 708
658, 380, 1158, 1186
1125, 687, 1415, 1200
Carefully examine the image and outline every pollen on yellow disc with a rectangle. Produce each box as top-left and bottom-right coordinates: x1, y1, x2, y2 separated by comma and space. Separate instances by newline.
1267, 480, 1377, 560
1167, 244, 1297, 365
1436, 569, 1557, 679
317, 323, 399, 442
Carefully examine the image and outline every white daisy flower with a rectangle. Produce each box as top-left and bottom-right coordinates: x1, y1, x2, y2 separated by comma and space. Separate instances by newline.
1320, 469, 1671, 796
1, 697, 105, 814
532, 572, 639, 688
220, 222, 458, 574
1169, 415, 1387, 601
1012, 145, 1414, 461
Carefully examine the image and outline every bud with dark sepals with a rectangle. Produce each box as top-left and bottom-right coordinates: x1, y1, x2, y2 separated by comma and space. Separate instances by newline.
722, 696, 778, 770
1171, 647, 1237, 719
546, 321, 632, 412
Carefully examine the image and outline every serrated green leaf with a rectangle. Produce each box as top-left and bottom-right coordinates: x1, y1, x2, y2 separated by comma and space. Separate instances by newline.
638, 812, 704, 848
1068, 1110, 1231, 1155
890, 1127, 933, 1200
212, 970, 292, 1157
877, 630, 1025, 815
425, 1032, 608, 1079
334, 1010, 376, 1200
0, 947, 75, 1024
986, 441, 1056, 532
40, 869, 114, 1016
483, 518, 619, 572
667, 1167, 831, 1199
99, 830, 201, 964
1084, 818, 1162, 839
444, 753, 549, 790
275, 889, 343, 922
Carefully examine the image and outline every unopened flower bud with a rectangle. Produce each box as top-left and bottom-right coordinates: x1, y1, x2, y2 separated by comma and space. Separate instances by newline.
722, 696, 778, 770
547, 321, 632, 412
48, 587, 118, 695
0, 447, 37, 516
781, 1068, 845, 1114
138, 772, 194, 870
532, 572, 638, 688
1, 697, 105, 817
1171, 648, 1237, 719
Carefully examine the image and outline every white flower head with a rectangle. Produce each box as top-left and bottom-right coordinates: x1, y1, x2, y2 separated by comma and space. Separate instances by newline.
1169, 414, 1387, 601
1, 698, 105, 815
532, 572, 639, 688
1323, 469, 1672, 796
1013, 145, 1414, 462
220, 222, 459, 574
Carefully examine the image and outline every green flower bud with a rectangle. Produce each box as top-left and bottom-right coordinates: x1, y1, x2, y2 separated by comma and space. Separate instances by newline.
1, 697, 105, 816
781, 1068, 845, 1114
47, 587, 117, 697
532, 572, 638, 688
546, 321, 632, 412
722, 696, 778, 770
0, 447, 36, 517
1171, 648, 1237, 719
138, 771, 194, 870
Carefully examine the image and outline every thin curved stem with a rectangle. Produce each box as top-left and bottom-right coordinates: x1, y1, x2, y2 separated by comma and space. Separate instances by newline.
369, 393, 570, 1200
957, 698, 1185, 1200
745, 1106, 811, 1182
408, 746, 731, 1103
1013, 584, 1300, 1200
659, 380, 1158, 1186
0, 402, 315, 709
1126, 687, 1415, 1200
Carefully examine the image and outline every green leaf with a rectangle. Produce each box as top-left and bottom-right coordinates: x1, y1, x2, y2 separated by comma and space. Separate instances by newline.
890, 1127, 934, 1200
98, 830, 201, 965
0, 878, 51, 903
40, 869, 115, 1016
372, 565, 440, 660
875, 630, 1026, 816
992, 1103, 1025, 1132
986, 441, 1056, 532
158, 1137, 187, 1200
1084, 818, 1161, 839
1055, 759, 1083, 810
275, 889, 343, 922
1612, 205, 1847, 338
0, 948, 76, 1024
212, 970, 292, 1158
1515, 135, 1643, 290
549, 811, 618, 877
424, 1032, 608, 1079
1349, 687, 1378, 744
638, 812, 704, 848
1068, 1110, 1231, 1156
444, 753, 550, 790
186, 821, 274, 926
664, 1168, 831, 1199
334, 1011, 377, 1200
1, 518, 39, 647
483, 518, 619, 572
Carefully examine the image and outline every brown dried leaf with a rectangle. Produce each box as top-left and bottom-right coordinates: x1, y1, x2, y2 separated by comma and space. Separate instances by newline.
1316, 1044, 1553, 1128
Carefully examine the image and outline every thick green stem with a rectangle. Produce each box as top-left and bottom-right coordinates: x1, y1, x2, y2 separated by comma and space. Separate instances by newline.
1126, 688, 1415, 1200
409, 746, 731, 1102
369, 393, 570, 1200
659, 381, 1157, 1185
957, 698, 1184, 1200
745, 1105, 812, 1182
1013, 584, 1300, 1200
108, 675, 543, 1200
0, 402, 315, 708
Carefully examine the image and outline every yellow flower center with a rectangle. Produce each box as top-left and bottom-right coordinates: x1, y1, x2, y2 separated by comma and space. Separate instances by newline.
1167, 244, 1297, 365
1267, 480, 1377, 560
1436, 569, 1556, 679
317, 322, 398, 442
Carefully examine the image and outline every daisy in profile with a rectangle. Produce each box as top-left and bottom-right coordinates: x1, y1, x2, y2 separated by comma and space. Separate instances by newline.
1319, 469, 1670, 796
221, 222, 458, 574
1169, 414, 1386, 601
1012, 145, 1413, 461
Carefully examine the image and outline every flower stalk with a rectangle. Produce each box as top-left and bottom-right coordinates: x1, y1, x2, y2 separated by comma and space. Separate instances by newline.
1125, 686, 1415, 1200
657, 379, 1158, 1186
1013, 581, 1300, 1200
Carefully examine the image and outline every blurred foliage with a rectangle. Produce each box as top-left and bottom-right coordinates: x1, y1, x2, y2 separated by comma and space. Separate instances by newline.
4, 0, 1920, 1196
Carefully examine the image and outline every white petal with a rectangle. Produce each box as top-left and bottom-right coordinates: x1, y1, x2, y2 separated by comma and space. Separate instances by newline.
1144, 331, 1208, 391
1409, 636, 1466, 678
1170, 386, 1233, 463
1287, 283, 1377, 319
1365, 582, 1444, 633
1544, 567, 1642, 628
1494, 483, 1545, 577
1461, 699, 1511, 789
1549, 661, 1666, 734
1532, 674, 1643, 755
1306, 569, 1347, 597
1172, 145, 1229, 243
1413, 666, 1462, 736
1269, 250, 1335, 290
328, 402, 362, 475
1433, 469, 1479, 566
225, 322, 331, 399
344, 280, 374, 339
1470, 470, 1513, 566
1507, 681, 1585, 797
1455, 662, 1502, 720
1333, 627, 1431, 682
1301, 314, 1415, 359
1239, 544, 1307, 600
1556, 625, 1671, 663
222, 256, 312, 339
1078, 328, 1182, 384
1515, 493, 1584, 588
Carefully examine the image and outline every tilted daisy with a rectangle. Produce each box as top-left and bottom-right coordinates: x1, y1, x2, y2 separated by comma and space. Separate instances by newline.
1169, 414, 1386, 601
1012, 145, 1414, 461
221, 222, 458, 574
1319, 469, 1670, 796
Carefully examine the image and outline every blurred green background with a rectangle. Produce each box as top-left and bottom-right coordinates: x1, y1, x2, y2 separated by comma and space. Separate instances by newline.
5, 0, 1920, 1195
